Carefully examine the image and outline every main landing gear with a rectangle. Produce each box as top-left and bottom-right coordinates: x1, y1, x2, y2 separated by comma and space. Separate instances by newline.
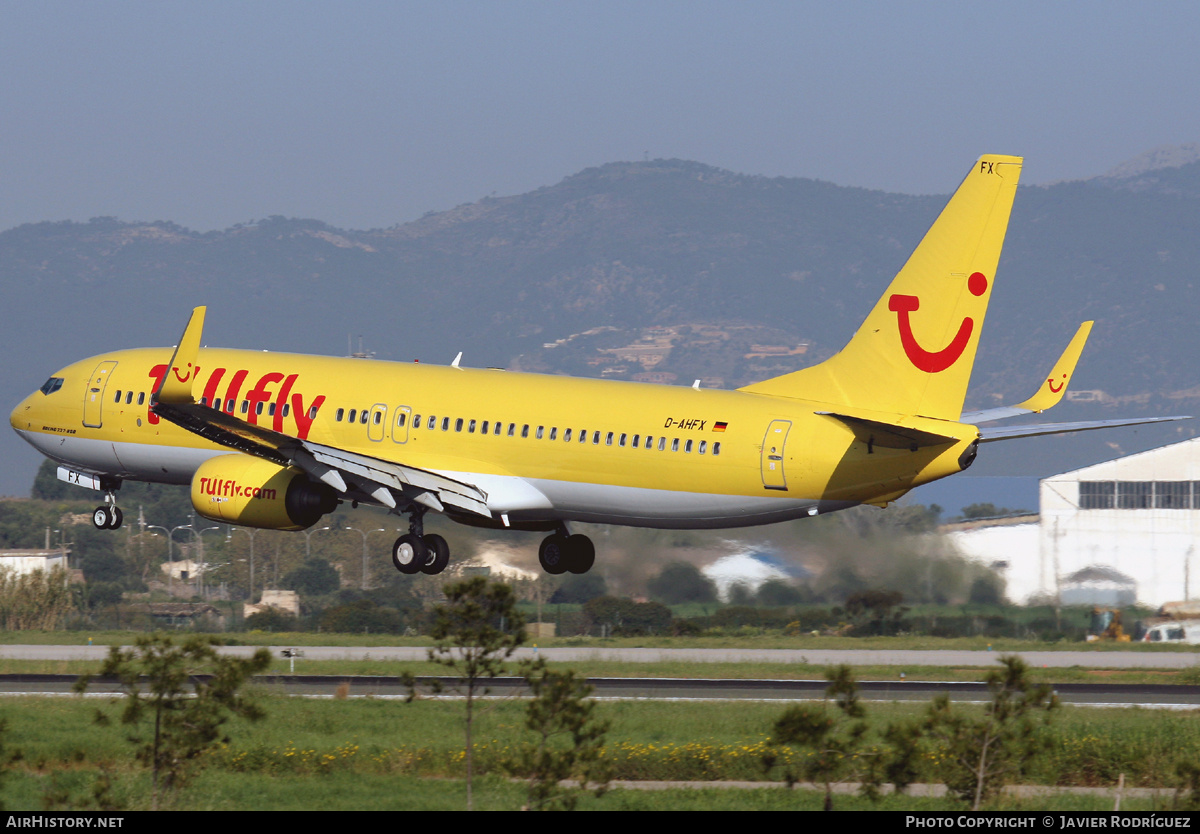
391, 508, 449, 576
538, 528, 595, 575
92, 491, 123, 530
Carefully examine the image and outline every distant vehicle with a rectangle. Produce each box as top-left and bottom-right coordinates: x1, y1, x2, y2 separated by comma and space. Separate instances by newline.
10, 155, 1187, 578
1142, 619, 1200, 645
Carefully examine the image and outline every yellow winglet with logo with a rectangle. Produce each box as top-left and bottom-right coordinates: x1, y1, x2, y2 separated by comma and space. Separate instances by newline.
961, 321, 1092, 423
154, 306, 206, 405
1013, 320, 1092, 412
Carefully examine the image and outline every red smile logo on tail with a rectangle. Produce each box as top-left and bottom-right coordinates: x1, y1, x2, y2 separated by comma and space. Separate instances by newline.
1048, 373, 1067, 394
889, 272, 988, 373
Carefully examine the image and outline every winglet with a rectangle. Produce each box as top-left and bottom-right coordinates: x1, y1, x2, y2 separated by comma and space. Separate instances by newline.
155, 307, 206, 405
1014, 321, 1092, 413
961, 321, 1092, 424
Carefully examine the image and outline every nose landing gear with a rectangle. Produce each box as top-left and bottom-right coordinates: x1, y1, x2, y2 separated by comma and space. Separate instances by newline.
92, 491, 123, 530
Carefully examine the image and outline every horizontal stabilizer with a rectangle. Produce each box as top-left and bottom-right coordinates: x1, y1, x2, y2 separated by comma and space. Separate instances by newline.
978, 415, 1190, 443
816, 412, 958, 450
962, 321, 1092, 424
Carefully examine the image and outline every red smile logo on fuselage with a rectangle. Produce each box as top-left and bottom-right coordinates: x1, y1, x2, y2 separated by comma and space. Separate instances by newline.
889, 272, 988, 373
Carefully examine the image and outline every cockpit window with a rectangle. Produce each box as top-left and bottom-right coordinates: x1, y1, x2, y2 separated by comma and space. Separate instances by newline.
39, 377, 64, 396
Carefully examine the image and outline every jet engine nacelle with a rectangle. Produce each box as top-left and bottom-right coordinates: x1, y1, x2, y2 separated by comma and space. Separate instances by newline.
190, 454, 337, 531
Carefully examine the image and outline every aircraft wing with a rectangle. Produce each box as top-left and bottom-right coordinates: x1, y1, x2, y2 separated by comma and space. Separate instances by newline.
978, 415, 1190, 443
151, 308, 491, 518
961, 322, 1092, 424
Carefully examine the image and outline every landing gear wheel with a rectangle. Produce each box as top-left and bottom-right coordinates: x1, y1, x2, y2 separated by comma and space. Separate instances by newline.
564, 534, 595, 574
392, 534, 427, 575
92, 507, 111, 530
420, 534, 450, 575
539, 534, 568, 575
106, 506, 124, 530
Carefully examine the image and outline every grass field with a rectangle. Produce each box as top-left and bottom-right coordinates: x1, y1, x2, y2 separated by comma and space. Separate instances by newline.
1, 684, 1198, 811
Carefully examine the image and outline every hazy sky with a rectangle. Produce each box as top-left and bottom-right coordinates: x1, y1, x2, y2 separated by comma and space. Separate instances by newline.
3, 1, 1200, 232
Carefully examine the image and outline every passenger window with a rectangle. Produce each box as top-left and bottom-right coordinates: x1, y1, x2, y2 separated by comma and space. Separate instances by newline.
671, 438, 679, 452
125, 391, 133, 405
645, 435, 654, 449
593, 431, 600, 444
632, 434, 640, 448
658, 437, 666, 451
137, 392, 145, 405
536, 426, 544, 439
348, 409, 357, 423
241, 401, 249, 414
699, 441, 707, 454
397, 413, 406, 427
360, 411, 368, 424
268, 403, 276, 416
114, 391, 122, 403
713, 442, 721, 455
606, 432, 613, 446
214, 398, 223, 412
685, 439, 693, 453
468, 419, 476, 433
255, 402, 264, 415
521, 425, 529, 438
508, 423, 515, 436
579, 429, 587, 443
494, 422, 502, 435
373, 411, 381, 425
413, 413, 421, 426
480, 420, 488, 434
283, 404, 290, 417
428, 416, 436, 429
310, 405, 320, 420
200, 396, 209, 407
619, 433, 627, 447
336, 408, 344, 421
442, 417, 450, 431
564, 429, 572, 442
455, 418, 463, 432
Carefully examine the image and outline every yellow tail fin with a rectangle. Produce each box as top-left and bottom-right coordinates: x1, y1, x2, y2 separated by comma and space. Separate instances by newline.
740, 155, 1022, 420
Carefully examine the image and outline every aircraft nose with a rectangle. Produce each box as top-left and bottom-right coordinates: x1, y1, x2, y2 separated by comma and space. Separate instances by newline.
10, 392, 35, 433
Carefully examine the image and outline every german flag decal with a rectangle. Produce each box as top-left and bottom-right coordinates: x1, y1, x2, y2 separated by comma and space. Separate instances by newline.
713, 422, 728, 432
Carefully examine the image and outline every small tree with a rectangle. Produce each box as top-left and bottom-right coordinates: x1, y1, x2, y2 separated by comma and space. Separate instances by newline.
766, 665, 870, 810
420, 577, 525, 810
924, 655, 1058, 810
506, 658, 609, 810
75, 634, 271, 808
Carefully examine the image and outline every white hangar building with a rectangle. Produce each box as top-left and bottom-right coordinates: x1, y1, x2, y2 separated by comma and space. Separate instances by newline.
949, 438, 1200, 608
1036, 438, 1200, 608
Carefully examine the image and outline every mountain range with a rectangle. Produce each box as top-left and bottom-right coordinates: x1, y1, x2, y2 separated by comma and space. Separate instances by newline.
4, 148, 1200, 495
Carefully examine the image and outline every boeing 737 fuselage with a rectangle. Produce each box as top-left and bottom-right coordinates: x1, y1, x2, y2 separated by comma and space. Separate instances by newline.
10, 156, 1184, 576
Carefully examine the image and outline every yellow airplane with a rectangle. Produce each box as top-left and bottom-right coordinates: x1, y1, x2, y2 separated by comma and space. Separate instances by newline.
9, 155, 1186, 576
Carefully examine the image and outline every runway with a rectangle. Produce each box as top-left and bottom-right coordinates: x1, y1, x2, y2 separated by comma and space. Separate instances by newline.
1, 644, 1196, 668
2, 673, 1198, 707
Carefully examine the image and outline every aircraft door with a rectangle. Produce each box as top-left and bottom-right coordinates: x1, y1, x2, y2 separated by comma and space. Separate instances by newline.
367, 403, 388, 442
391, 406, 412, 444
82, 360, 118, 428
760, 419, 791, 490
